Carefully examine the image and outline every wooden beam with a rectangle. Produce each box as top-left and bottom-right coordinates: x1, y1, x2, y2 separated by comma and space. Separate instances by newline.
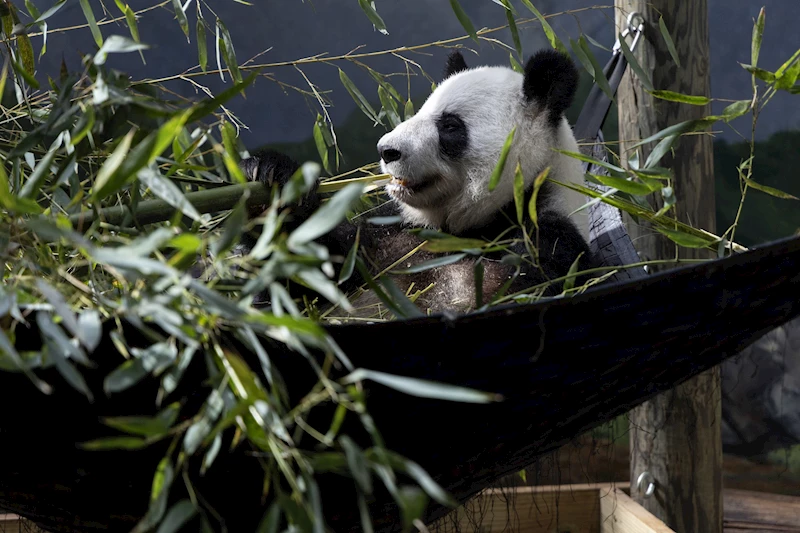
613, 1, 722, 532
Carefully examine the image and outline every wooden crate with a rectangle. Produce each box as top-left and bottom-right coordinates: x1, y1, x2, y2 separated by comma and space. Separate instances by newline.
428, 483, 675, 533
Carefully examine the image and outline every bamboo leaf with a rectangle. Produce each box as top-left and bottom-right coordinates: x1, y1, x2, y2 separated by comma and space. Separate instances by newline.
378, 277, 424, 318
339, 68, 381, 125
392, 253, 468, 274
79, 436, 150, 450
744, 177, 799, 200
519, 1, 568, 56
338, 226, 360, 284
577, 35, 614, 101
341, 368, 502, 403
185, 72, 257, 124
588, 173, 655, 196
644, 134, 678, 169
505, 1, 522, 60
421, 236, 487, 253
751, 7, 765, 69
658, 16, 681, 68
138, 167, 208, 224
528, 167, 549, 228
378, 85, 401, 129
488, 126, 516, 191
196, 17, 207, 72
509, 53, 523, 73
16, 30, 35, 78
357, 0, 388, 35
448, 0, 478, 44
616, 31, 653, 92
562, 252, 584, 291
216, 18, 242, 84
78, 0, 103, 47
171, 0, 189, 41
656, 227, 718, 248
513, 161, 524, 225
631, 117, 718, 149
649, 90, 710, 106
553, 149, 626, 174
94, 35, 149, 65
775, 48, 800, 90
740, 63, 776, 84
156, 500, 197, 533
288, 183, 365, 248
721, 99, 751, 120
18, 139, 60, 199
313, 115, 331, 174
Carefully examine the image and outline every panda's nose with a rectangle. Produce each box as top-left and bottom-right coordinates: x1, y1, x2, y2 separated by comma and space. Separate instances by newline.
379, 147, 402, 163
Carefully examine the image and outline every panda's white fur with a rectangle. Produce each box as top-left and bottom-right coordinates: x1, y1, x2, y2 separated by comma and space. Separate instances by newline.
378, 64, 589, 240
238, 49, 597, 318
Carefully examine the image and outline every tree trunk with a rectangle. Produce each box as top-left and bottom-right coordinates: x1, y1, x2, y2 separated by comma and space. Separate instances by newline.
614, 1, 722, 532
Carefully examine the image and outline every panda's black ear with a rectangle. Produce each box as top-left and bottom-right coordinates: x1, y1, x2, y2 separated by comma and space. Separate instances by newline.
522, 49, 579, 127
443, 50, 469, 79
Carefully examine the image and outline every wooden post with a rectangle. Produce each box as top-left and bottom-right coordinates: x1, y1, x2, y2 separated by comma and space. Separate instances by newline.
614, 2, 722, 533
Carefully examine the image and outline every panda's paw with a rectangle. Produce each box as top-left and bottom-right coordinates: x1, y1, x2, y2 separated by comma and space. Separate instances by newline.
241, 148, 301, 188
239, 148, 320, 221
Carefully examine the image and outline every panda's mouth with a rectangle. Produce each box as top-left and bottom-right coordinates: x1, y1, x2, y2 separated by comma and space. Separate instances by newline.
386, 175, 429, 194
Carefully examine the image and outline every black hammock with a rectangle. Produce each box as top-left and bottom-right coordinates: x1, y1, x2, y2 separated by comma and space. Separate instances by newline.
2, 22, 800, 533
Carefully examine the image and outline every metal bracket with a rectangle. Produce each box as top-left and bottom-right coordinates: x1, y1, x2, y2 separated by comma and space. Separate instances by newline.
636, 471, 656, 498
613, 11, 645, 55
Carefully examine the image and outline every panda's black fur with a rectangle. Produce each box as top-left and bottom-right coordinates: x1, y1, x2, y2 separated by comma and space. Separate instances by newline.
237, 49, 598, 318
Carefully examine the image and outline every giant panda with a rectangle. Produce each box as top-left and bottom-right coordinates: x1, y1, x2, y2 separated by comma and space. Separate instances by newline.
237, 48, 598, 319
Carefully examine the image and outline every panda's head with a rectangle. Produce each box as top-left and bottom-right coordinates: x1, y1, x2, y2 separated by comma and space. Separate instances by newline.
377, 49, 584, 235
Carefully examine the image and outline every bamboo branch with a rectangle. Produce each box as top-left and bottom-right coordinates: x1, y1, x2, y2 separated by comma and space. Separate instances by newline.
67, 181, 270, 229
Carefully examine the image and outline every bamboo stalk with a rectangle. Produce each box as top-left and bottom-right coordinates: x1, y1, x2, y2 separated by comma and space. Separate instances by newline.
68, 181, 270, 229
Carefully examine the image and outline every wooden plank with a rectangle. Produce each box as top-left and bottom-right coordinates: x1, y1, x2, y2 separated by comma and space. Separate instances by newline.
433, 484, 800, 533
600, 490, 676, 533
614, 1, 722, 532
430, 484, 680, 533
0, 513, 21, 533
723, 490, 800, 532
429, 484, 603, 533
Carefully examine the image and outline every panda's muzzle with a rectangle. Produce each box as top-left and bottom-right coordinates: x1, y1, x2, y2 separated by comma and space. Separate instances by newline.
387, 175, 429, 194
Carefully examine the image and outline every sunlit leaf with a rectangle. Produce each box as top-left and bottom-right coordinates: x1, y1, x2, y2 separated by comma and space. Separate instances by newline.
488, 126, 516, 192
649, 90, 710, 106
357, 0, 388, 35
341, 368, 502, 403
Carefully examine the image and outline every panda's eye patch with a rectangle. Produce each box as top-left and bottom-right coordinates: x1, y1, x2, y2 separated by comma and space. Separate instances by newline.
436, 112, 468, 159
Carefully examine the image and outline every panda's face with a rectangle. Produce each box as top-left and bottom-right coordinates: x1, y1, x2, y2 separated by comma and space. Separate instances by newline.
377, 66, 526, 212
377, 50, 581, 234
